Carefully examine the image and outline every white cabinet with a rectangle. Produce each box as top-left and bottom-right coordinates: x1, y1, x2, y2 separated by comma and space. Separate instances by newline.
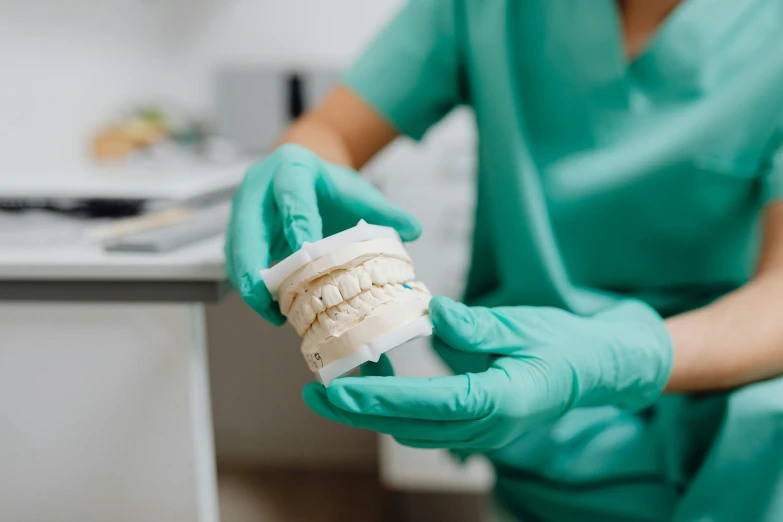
0, 302, 218, 522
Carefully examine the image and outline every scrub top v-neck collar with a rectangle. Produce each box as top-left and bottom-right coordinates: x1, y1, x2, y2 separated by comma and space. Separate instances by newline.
610, 0, 764, 99
540, 0, 713, 115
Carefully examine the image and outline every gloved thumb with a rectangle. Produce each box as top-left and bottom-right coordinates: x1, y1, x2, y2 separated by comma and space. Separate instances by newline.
429, 296, 525, 355
273, 161, 324, 251
431, 335, 491, 375
429, 296, 490, 353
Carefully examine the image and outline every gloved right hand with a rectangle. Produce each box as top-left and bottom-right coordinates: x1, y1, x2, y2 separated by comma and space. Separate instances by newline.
303, 296, 673, 452
225, 143, 422, 325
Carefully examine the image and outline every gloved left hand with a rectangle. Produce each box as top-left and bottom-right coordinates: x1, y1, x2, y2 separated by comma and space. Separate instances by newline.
303, 296, 673, 451
224, 144, 421, 325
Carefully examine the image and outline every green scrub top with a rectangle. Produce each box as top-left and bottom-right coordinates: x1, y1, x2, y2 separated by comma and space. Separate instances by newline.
345, 0, 783, 317
343, 1, 783, 520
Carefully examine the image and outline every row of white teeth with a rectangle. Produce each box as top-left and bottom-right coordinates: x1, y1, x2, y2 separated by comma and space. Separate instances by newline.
296, 282, 428, 339
285, 257, 414, 312
283, 258, 421, 336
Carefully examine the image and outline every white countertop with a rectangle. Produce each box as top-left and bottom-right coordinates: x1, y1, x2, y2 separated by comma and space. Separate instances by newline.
0, 235, 226, 281
0, 160, 248, 201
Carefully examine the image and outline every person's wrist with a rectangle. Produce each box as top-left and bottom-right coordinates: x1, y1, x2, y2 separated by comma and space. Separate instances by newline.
576, 300, 674, 411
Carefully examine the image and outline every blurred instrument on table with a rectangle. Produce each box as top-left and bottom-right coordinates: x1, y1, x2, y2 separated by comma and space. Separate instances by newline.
102, 202, 230, 253
84, 207, 194, 242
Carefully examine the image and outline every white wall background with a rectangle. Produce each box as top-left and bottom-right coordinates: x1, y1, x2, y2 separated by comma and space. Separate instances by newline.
0, 0, 404, 172
0, 0, 181, 171
163, 0, 403, 112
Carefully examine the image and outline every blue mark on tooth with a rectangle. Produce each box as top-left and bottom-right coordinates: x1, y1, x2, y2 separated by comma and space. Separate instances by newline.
402, 284, 412, 290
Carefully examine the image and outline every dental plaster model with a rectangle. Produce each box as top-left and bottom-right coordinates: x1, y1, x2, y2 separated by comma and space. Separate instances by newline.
260, 221, 433, 386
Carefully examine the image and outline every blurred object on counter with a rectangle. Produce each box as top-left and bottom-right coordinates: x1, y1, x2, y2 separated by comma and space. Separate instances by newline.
92, 106, 172, 162
0, 197, 145, 218
91, 103, 239, 165
84, 207, 194, 242
103, 202, 230, 253
1, 200, 229, 254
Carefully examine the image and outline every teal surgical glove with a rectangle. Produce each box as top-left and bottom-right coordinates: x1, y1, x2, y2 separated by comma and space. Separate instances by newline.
303, 296, 673, 451
224, 144, 422, 324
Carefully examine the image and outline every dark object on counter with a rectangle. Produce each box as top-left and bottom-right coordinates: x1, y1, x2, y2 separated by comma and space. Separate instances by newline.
215, 67, 340, 154
0, 198, 145, 218
288, 73, 305, 120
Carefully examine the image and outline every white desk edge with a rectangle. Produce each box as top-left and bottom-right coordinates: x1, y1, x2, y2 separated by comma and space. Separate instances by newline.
0, 235, 227, 281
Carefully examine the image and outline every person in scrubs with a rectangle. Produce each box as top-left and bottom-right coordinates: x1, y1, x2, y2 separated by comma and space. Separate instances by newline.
225, 1, 783, 519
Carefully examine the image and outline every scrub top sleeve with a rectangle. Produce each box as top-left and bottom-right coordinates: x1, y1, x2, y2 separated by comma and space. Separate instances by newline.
342, 0, 467, 141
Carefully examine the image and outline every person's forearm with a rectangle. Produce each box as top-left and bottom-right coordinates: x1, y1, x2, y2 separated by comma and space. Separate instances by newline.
272, 85, 399, 170
665, 269, 783, 392
275, 116, 357, 167
665, 203, 783, 392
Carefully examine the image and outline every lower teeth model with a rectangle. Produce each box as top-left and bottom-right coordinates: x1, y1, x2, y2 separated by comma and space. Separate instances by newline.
260, 220, 433, 385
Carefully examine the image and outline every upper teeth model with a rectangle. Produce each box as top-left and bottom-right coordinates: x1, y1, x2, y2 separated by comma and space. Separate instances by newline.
260, 221, 433, 385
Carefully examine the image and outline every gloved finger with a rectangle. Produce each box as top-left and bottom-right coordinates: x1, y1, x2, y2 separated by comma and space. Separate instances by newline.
321, 167, 422, 242
225, 233, 284, 325
393, 438, 487, 451
360, 354, 395, 377
429, 296, 529, 355
342, 195, 422, 242
267, 210, 295, 262
431, 336, 491, 375
396, 420, 508, 451
303, 383, 481, 442
272, 162, 323, 251
226, 164, 285, 325
223, 232, 236, 285
324, 371, 500, 421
